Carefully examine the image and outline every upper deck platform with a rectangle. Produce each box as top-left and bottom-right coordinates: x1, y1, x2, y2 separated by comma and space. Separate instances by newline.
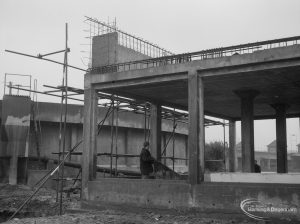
86, 36, 300, 120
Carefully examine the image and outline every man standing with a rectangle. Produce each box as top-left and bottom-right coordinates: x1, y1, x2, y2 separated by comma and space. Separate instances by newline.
140, 141, 155, 179
254, 160, 261, 173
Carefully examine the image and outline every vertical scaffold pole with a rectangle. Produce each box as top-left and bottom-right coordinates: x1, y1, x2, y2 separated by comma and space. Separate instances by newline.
59, 23, 68, 215
172, 110, 175, 171
223, 120, 226, 170
144, 104, 148, 142
115, 101, 119, 176
110, 97, 115, 177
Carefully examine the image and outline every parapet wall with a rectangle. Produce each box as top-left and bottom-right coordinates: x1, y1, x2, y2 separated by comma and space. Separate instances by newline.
86, 178, 300, 222
92, 32, 150, 67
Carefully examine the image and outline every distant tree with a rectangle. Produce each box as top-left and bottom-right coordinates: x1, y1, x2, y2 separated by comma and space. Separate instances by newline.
205, 141, 228, 172
205, 141, 225, 160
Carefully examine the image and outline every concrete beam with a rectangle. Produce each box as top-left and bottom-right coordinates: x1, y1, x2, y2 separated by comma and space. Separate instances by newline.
92, 73, 187, 90
188, 71, 205, 184
200, 56, 300, 78
95, 89, 234, 121
235, 90, 259, 172
150, 103, 162, 161
232, 112, 300, 121
271, 103, 288, 173
82, 87, 98, 198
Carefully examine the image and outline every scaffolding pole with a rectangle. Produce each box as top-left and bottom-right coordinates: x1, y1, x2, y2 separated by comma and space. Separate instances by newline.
110, 97, 115, 177
59, 23, 69, 215
115, 101, 119, 176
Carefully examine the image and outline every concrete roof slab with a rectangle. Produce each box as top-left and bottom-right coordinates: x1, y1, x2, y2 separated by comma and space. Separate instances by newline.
89, 45, 300, 120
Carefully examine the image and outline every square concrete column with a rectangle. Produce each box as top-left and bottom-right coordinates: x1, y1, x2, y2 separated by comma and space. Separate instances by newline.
235, 90, 259, 172
82, 87, 98, 197
271, 104, 288, 173
150, 103, 162, 161
9, 145, 18, 185
188, 71, 205, 184
228, 120, 236, 172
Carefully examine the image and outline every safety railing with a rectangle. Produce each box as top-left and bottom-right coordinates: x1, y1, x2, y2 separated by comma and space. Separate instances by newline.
89, 35, 300, 74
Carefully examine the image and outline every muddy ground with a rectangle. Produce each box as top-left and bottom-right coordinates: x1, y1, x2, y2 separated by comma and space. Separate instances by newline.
0, 184, 265, 224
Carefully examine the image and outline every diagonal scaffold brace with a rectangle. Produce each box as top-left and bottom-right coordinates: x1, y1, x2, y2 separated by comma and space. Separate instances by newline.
7, 140, 83, 221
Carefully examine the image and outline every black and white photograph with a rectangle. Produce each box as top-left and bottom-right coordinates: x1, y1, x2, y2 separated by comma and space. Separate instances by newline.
0, 0, 300, 223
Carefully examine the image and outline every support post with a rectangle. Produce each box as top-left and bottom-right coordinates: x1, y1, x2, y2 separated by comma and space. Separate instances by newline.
9, 144, 18, 185
271, 103, 288, 173
150, 103, 162, 161
235, 90, 259, 172
82, 87, 98, 198
228, 120, 236, 172
188, 70, 205, 184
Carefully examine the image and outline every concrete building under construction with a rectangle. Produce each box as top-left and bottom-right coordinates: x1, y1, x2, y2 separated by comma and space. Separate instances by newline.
82, 18, 300, 222
1, 17, 300, 222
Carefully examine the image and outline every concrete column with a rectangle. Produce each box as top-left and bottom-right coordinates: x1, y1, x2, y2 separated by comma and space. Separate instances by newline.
228, 120, 236, 172
9, 144, 18, 185
235, 90, 259, 172
2, 96, 31, 185
188, 70, 205, 184
271, 104, 288, 173
82, 87, 98, 197
150, 103, 162, 161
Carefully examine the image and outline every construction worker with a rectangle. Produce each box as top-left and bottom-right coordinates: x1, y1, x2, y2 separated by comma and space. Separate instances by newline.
254, 160, 261, 173
139, 141, 155, 179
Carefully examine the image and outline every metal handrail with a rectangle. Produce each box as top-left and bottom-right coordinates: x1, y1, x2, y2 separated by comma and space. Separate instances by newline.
90, 35, 300, 74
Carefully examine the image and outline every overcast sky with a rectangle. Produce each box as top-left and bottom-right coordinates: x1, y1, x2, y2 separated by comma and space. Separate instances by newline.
0, 0, 300, 152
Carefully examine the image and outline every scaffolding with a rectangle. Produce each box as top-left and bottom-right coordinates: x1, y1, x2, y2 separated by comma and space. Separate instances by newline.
82, 16, 174, 68
8, 82, 227, 174
3, 17, 230, 219
4, 73, 32, 96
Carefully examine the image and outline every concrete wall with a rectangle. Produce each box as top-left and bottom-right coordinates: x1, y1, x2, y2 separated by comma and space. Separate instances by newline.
32, 101, 187, 134
205, 172, 300, 183
27, 169, 55, 189
87, 178, 300, 222
88, 179, 191, 208
117, 44, 150, 63
92, 32, 118, 67
1, 95, 31, 157
92, 32, 150, 67
0, 100, 189, 176
0, 158, 9, 182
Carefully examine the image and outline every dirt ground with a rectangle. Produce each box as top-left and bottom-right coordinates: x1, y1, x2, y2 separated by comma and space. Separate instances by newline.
0, 184, 263, 224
